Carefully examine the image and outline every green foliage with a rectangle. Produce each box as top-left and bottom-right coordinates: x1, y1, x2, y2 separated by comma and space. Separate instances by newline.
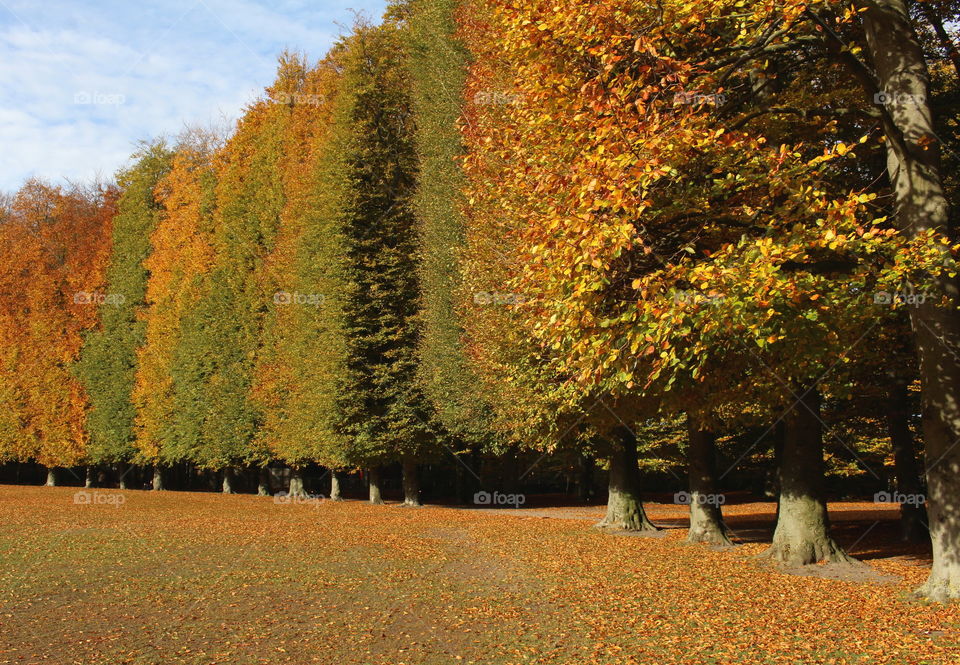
252, 58, 349, 470
407, 0, 491, 447
169, 77, 293, 471
330, 21, 436, 467
76, 142, 173, 464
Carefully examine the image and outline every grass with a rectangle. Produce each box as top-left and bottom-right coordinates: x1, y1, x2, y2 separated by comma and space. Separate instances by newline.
0, 485, 957, 664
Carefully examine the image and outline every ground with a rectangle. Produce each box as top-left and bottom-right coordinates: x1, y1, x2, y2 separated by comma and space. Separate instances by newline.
0, 486, 957, 665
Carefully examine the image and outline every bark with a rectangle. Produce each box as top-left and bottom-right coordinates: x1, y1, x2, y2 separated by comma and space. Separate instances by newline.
368, 466, 385, 505
886, 374, 929, 542
288, 468, 307, 498
860, 0, 960, 600
402, 460, 421, 507
222, 467, 236, 494
45, 467, 57, 487
764, 389, 856, 565
117, 462, 129, 490
152, 466, 165, 491
257, 467, 270, 496
330, 470, 343, 501
596, 426, 657, 531
85, 466, 95, 489
686, 417, 732, 546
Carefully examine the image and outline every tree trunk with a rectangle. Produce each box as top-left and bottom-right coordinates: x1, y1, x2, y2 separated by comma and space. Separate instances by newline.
45, 467, 57, 487
85, 466, 95, 489
368, 466, 384, 505
596, 426, 657, 531
887, 374, 929, 542
402, 459, 421, 506
764, 389, 855, 565
257, 467, 270, 496
686, 417, 732, 546
152, 466, 165, 491
222, 467, 236, 494
117, 462, 129, 490
861, 0, 960, 600
330, 470, 343, 501
288, 468, 307, 498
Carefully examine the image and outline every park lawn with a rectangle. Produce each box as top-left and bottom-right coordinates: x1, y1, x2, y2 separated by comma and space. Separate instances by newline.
0, 485, 957, 665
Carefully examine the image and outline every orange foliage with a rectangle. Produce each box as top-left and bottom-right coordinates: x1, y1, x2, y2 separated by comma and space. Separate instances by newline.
0, 180, 116, 467
132, 149, 217, 463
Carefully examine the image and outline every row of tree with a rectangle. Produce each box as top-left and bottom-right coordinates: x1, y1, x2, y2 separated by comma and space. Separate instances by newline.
2, 0, 960, 600
451, 0, 960, 599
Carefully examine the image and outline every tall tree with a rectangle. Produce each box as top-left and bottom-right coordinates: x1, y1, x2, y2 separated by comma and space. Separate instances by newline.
408, 0, 492, 449
0, 180, 116, 476
855, 0, 960, 602
252, 55, 348, 486
330, 21, 436, 501
77, 142, 173, 474
133, 141, 219, 478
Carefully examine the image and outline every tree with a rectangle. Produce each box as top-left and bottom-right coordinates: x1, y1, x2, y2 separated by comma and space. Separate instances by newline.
455, 0, 949, 556
133, 142, 219, 482
170, 74, 298, 482
0, 180, 116, 478
407, 0, 492, 450
251, 54, 347, 493
76, 142, 173, 476
327, 22, 437, 503
855, 0, 960, 602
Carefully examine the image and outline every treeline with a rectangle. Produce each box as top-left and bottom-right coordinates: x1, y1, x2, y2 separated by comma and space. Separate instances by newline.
2, 0, 960, 601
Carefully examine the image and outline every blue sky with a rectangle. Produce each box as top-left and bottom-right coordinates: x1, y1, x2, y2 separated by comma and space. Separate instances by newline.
0, 0, 389, 191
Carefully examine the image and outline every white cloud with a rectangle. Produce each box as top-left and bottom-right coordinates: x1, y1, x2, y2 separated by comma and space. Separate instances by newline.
0, 0, 388, 191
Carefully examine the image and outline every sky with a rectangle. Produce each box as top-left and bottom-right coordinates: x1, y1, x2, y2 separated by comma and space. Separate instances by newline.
0, 0, 390, 191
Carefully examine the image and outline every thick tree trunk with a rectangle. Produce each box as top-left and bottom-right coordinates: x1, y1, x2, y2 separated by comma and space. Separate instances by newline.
861, 0, 960, 600
330, 470, 343, 501
257, 468, 270, 496
402, 460, 421, 506
288, 468, 307, 498
368, 466, 384, 505
764, 389, 855, 565
152, 466, 165, 491
117, 462, 129, 490
45, 467, 57, 487
222, 467, 236, 494
596, 426, 657, 531
686, 417, 732, 546
886, 374, 929, 542
84, 466, 95, 488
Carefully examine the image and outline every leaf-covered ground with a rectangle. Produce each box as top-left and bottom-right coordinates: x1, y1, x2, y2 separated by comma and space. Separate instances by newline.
0, 485, 957, 665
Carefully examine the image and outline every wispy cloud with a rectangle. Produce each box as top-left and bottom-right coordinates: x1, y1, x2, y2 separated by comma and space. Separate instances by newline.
0, 0, 388, 190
